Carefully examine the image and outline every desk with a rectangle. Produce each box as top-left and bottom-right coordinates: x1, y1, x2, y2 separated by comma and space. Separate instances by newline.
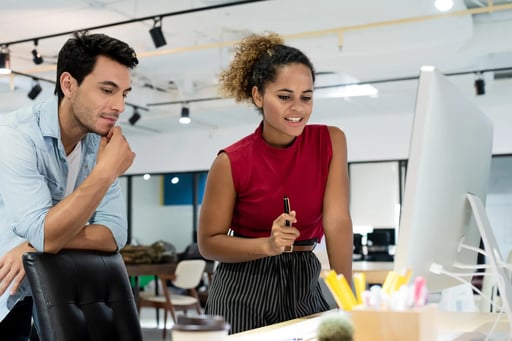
124, 262, 176, 277
314, 247, 393, 285
124, 262, 176, 308
352, 261, 394, 285
318, 261, 394, 286
227, 309, 510, 340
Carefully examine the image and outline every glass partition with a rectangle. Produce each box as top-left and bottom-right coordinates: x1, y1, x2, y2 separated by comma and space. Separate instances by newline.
120, 172, 206, 253
119, 155, 512, 260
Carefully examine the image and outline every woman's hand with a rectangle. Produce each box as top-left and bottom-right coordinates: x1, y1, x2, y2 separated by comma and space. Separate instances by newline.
267, 210, 300, 255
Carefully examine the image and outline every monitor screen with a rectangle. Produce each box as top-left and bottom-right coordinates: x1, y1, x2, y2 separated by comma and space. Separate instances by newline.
393, 66, 494, 294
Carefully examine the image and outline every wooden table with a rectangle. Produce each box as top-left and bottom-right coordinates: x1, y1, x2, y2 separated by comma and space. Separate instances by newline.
227, 309, 510, 340
314, 247, 394, 285
352, 261, 394, 285
124, 262, 176, 308
124, 262, 176, 277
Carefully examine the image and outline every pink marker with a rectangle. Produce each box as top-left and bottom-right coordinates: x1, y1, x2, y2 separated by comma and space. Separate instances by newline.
413, 276, 426, 307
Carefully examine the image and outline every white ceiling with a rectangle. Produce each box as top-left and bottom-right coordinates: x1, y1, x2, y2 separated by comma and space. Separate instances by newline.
1, 0, 512, 137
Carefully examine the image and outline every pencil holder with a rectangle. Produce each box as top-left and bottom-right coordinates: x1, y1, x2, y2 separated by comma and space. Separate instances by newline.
350, 304, 438, 341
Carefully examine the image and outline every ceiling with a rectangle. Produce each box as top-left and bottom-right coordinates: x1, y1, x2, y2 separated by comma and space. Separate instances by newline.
1, 0, 512, 137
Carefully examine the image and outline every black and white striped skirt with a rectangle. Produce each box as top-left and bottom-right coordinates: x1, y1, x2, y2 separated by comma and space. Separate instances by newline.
204, 251, 330, 334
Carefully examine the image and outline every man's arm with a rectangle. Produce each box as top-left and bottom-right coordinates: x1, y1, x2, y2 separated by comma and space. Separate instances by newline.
0, 127, 133, 295
42, 167, 122, 253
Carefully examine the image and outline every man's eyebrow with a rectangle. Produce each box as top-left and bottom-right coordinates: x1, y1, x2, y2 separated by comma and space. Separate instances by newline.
99, 81, 132, 92
99, 81, 119, 88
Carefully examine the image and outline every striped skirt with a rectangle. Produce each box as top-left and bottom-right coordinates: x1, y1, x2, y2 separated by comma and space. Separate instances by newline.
204, 252, 330, 334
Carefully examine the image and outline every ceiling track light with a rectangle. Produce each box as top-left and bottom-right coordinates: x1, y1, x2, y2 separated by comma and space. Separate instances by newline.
31, 39, 44, 65
179, 105, 191, 124
27, 78, 42, 100
129, 108, 141, 125
0, 45, 11, 75
434, 0, 454, 12
149, 17, 167, 48
475, 72, 485, 96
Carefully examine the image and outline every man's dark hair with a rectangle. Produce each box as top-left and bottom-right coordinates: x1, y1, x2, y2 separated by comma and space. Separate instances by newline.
54, 31, 139, 102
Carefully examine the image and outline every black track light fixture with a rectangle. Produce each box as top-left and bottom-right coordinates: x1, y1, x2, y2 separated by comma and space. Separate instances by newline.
149, 17, 167, 48
31, 39, 43, 65
0, 45, 11, 75
474, 72, 485, 96
129, 108, 141, 125
179, 105, 191, 124
27, 79, 42, 100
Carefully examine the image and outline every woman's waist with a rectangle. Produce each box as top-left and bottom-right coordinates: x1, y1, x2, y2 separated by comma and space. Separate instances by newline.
231, 230, 320, 245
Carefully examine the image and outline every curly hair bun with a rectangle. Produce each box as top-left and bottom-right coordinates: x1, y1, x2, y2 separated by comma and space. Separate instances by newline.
218, 32, 284, 103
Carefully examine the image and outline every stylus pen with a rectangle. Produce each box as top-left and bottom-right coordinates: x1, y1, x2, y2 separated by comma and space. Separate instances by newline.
284, 196, 291, 227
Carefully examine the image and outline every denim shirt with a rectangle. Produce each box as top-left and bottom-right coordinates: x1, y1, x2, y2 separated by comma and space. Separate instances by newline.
0, 97, 128, 321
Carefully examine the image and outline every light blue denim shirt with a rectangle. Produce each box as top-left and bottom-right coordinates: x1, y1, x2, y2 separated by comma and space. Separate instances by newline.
0, 96, 128, 321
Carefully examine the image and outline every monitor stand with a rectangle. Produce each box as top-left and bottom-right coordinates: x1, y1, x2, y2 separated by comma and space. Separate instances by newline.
466, 192, 512, 339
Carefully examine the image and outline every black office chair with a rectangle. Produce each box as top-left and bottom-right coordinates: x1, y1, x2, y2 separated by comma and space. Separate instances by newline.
365, 229, 395, 261
22, 250, 143, 341
353, 233, 364, 260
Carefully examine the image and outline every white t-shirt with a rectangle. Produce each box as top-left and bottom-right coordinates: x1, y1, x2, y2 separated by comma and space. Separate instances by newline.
65, 141, 82, 197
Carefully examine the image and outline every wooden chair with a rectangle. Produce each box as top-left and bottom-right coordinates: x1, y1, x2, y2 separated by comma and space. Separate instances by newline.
138, 259, 206, 339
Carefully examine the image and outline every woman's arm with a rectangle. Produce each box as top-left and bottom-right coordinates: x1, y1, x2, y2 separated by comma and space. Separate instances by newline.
198, 152, 299, 262
323, 126, 353, 281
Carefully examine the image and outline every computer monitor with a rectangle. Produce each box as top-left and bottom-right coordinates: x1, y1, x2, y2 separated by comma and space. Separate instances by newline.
393, 66, 494, 293
394, 67, 512, 337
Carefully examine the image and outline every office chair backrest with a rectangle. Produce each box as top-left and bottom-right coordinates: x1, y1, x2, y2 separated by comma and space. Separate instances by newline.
173, 259, 206, 289
23, 250, 143, 341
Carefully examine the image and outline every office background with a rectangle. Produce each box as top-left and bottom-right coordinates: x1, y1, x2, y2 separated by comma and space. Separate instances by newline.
1, 0, 511, 259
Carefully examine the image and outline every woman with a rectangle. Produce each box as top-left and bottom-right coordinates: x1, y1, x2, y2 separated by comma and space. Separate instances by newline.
198, 32, 353, 334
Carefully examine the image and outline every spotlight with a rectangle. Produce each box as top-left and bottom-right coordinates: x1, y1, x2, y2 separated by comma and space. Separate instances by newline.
474, 74, 485, 96
0, 45, 11, 75
128, 108, 141, 125
28, 79, 42, 100
32, 40, 43, 65
149, 17, 167, 48
179, 106, 191, 124
434, 0, 453, 12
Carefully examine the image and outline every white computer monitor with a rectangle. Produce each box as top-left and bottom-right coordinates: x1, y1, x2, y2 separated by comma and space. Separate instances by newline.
393, 66, 494, 293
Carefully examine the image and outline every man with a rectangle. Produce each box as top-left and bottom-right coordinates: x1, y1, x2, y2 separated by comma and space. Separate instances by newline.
0, 31, 139, 340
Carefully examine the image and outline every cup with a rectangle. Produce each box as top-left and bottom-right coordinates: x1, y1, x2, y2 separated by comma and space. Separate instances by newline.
171, 315, 230, 341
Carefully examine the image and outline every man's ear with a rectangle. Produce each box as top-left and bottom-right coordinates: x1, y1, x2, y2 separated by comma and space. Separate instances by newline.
252, 86, 263, 108
60, 72, 74, 97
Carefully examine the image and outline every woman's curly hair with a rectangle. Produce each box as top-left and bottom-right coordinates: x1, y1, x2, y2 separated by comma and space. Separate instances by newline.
218, 31, 315, 105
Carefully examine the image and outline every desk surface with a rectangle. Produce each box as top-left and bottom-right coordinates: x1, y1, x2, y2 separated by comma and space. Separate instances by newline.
227, 309, 510, 340
124, 262, 176, 276
125, 262, 177, 310
314, 247, 393, 285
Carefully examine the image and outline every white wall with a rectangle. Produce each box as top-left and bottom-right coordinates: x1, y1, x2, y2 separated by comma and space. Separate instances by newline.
122, 102, 512, 258
126, 104, 512, 175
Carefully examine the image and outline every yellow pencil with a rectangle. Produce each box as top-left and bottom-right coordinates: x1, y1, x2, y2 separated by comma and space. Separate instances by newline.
382, 271, 398, 295
353, 272, 366, 305
324, 270, 348, 310
337, 274, 358, 310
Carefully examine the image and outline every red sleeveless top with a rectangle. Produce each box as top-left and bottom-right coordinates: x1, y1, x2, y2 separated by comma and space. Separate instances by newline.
221, 122, 332, 241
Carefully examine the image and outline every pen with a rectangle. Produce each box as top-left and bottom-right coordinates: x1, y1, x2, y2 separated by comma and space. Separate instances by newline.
283, 196, 293, 252
283, 196, 291, 227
